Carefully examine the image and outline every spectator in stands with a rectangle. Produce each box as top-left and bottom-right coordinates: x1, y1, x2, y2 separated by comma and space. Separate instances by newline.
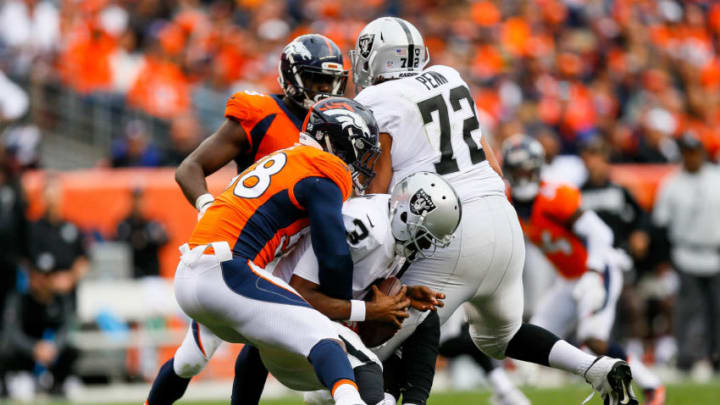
126, 24, 192, 119
0, 145, 29, 342
110, 120, 164, 168
28, 174, 88, 290
0, 263, 79, 399
0, 69, 29, 123
0, 0, 59, 73
165, 115, 201, 166
653, 132, 720, 373
115, 188, 168, 278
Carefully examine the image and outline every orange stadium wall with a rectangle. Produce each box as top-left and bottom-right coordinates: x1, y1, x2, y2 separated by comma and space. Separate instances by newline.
21, 164, 677, 278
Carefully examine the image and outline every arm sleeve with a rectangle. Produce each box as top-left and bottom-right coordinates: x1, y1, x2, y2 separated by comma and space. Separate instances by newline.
652, 177, 673, 228
623, 186, 649, 231
572, 210, 614, 271
294, 177, 353, 300
1, 293, 37, 357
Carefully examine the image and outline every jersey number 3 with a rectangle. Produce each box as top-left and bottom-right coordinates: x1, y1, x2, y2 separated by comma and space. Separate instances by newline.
417, 85, 485, 175
232, 153, 287, 198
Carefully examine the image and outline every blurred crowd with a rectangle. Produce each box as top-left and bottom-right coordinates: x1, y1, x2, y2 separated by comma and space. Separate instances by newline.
2, 0, 720, 166
0, 0, 719, 399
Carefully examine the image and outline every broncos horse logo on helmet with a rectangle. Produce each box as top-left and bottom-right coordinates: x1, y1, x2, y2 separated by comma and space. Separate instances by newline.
279, 34, 348, 109
302, 97, 381, 192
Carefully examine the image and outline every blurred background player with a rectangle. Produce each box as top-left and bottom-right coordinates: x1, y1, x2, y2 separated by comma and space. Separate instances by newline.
502, 134, 664, 405
115, 188, 169, 279
146, 97, 381, 405
353, 16, 637, 405
652, 132, 720, 374
174, 33, 347, 218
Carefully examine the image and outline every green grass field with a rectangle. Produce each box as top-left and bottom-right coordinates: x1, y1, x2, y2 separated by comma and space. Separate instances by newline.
24, 381, 720, 405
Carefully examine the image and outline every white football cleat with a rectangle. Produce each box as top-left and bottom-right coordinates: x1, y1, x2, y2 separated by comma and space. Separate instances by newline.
583, 356, 638, 405
491, 387, 532, 405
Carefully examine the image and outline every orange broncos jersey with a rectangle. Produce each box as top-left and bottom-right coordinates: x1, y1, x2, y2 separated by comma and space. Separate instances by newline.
516, 182, 588, 279
189, 144, 352, 268
225, 90, 305, 171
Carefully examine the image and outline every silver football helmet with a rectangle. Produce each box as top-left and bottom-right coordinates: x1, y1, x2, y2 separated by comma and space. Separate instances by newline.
350, 17, 429, 91
389, 172, 461, 260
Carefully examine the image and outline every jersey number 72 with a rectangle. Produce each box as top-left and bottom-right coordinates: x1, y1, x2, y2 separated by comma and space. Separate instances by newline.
417, 85, 486, 175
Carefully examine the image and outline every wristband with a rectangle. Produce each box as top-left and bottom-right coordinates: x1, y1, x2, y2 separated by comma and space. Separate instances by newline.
195, 193, 214, 212
349, 300, 366, 322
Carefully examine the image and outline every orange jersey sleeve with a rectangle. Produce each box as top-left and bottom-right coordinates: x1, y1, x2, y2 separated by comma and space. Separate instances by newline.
224, 91, 277, 147
224, 91, 303, 171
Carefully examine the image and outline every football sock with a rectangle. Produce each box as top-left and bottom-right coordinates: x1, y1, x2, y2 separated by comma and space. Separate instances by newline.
399, 310, 440, 405
231, 344, 268, 405
354, 363, 384, 405
505, 323, 560, 367
146, 358, 190, 405
307, 339, 361, 403
548, 340, 596, 377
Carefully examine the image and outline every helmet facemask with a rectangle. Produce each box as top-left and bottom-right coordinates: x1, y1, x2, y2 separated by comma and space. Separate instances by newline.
390, 201, 454, 262
282, 63, 348, 109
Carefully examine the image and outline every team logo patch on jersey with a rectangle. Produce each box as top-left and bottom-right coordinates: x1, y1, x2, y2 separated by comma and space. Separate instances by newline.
410, 189, 436, 215
358, 34, 374, 58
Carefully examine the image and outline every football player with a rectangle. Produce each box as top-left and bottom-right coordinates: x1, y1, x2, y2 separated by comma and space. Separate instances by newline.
351, 16, 637, 405
144, 98, 381, 405
175, 33, 348, 219
502, 135, 665, 405
263, 171, 461, 405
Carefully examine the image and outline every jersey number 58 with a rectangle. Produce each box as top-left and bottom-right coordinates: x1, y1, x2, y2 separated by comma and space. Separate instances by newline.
230, 153, 287, 198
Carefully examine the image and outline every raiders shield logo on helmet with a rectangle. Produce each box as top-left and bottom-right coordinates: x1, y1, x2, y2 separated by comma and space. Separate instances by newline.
358, 34, 375, 58
410, 189, 436, 215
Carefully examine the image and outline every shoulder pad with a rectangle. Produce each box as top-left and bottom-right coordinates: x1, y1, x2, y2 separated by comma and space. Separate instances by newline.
540, 182, 581, 221
225, 90, 275, 124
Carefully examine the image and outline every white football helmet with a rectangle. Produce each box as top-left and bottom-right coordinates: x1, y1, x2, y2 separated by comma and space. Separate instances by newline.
350, 17, 430, 91
389, 172, 461, 260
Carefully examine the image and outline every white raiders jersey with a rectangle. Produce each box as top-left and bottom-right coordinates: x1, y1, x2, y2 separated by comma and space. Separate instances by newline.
272, 194, 404, 299
355, 65, 506, 202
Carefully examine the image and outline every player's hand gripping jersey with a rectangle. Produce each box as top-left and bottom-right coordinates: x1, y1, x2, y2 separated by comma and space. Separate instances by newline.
225, 90, 304, 171
516, 182, 588, 279
189, 144, 352, 268
354, 65, 505, 201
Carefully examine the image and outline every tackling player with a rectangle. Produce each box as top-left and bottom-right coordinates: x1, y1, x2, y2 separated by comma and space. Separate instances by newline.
351, 16, 638, 405
145, 98, 381, 405
502, 135, 665, 405
175, 34, 348, 218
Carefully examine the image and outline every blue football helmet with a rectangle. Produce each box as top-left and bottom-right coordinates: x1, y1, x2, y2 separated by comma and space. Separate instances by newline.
302, 97, 381, 192
279, 34, 348, 109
